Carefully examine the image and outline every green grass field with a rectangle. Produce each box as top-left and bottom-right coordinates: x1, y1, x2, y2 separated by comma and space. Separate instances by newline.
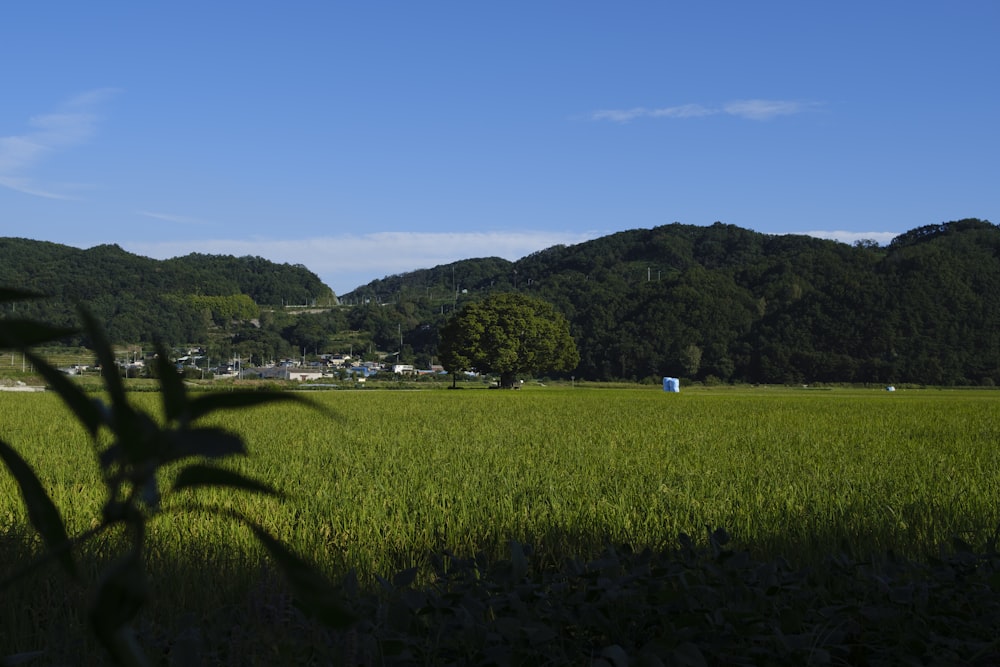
4, 386, 999, 569
2, 385, 999, 662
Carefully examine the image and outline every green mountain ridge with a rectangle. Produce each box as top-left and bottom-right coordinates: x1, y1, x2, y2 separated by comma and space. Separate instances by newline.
0, 238, 335, 346
345, 218, 1000, 385
3, 218, 999, 385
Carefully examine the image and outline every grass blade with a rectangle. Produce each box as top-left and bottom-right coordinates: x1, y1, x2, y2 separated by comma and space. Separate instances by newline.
153, 341, 188, 425
160, 428, 247, 463
24, 350, 105, 437
187, 390, 317, 423
0, 438, 78, 580
90, 552, 150, 667
78, 308, 129, 416
247, 522, 355, 628
78, 308, 145, 459
172, 463, 279, 496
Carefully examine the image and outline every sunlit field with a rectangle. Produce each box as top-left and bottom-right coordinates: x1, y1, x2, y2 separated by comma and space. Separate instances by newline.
3, 384, 1000, 661
4, 386, 999, 574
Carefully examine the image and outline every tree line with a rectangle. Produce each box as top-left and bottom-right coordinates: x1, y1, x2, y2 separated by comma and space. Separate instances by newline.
0, 239, 335, 358
3, 218, 999, 385
349, 218, 1000, 386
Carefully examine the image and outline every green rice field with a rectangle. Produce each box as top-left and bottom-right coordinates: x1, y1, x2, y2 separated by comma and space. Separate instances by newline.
4, 386, 999, 570
2, 385, 999, 661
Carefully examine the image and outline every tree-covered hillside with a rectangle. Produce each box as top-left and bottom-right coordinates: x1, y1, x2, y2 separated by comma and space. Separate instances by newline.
346, 219, 1000, 386
0, 239, 335, 346
3, 220, 999, 385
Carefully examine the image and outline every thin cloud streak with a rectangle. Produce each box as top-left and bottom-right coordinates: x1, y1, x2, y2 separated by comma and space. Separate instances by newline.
591, 104, 715, 122
0, 176, 75, 200
591, 99, 819, 123
0, 88, 118, 198
723, 99, 813, 120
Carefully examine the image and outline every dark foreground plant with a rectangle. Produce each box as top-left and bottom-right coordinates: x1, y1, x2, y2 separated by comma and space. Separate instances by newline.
0, 288, 352, 666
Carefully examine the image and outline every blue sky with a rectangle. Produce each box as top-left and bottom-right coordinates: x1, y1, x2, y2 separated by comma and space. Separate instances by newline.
2, 2, 997, 295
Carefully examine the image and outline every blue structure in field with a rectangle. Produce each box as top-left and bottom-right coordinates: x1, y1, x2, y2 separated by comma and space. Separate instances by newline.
662, 377, 680, 393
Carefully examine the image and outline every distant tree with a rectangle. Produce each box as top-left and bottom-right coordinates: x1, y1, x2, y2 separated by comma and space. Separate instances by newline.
679, 343, 703, 378
439, 293, 579, 388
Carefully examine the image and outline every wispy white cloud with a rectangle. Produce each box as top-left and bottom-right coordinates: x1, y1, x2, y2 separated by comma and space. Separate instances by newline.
591, 99, 819, 123
0, 176, 74, 200
650, 104, 717, 119
0, 88, 118, 198
121, 230, 601, 295
804, 230, 899, 245
591, 104, 715, 122
723, 99, 816, 120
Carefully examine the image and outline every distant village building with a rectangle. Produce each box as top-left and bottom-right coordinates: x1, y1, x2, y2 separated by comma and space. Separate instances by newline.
286, 369, 325, 382
257, 366, 326, 382
321, 354, 352, 368
346, 364, 379, 377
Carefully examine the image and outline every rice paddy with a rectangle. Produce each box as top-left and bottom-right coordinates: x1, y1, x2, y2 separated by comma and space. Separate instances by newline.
3, 386, 999, 573
2, 385, 999, 662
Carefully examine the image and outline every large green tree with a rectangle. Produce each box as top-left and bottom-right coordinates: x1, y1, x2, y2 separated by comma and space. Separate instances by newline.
439, 292, 579, 388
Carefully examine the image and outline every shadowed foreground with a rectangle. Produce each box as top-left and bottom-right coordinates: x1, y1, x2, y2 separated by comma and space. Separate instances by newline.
4, 521, 1000, 666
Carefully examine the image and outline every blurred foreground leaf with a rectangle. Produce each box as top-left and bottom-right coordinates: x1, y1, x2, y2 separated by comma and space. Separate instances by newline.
173, 464, 280, 496
249, 522, 356, 628
0, 319, 77, 348
0, 439, 78, 580
90, 551, 150, 667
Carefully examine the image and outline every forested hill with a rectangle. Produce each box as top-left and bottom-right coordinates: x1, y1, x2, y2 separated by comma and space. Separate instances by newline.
346, 218, 1000, 386
4, 220, 999, 385
0, 239, 335, 345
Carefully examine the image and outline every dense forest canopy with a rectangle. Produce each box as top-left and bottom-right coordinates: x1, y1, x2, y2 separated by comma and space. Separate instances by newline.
346, 218, 1000, 386
2, 218, 999, 385
0, 239, 335, 350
